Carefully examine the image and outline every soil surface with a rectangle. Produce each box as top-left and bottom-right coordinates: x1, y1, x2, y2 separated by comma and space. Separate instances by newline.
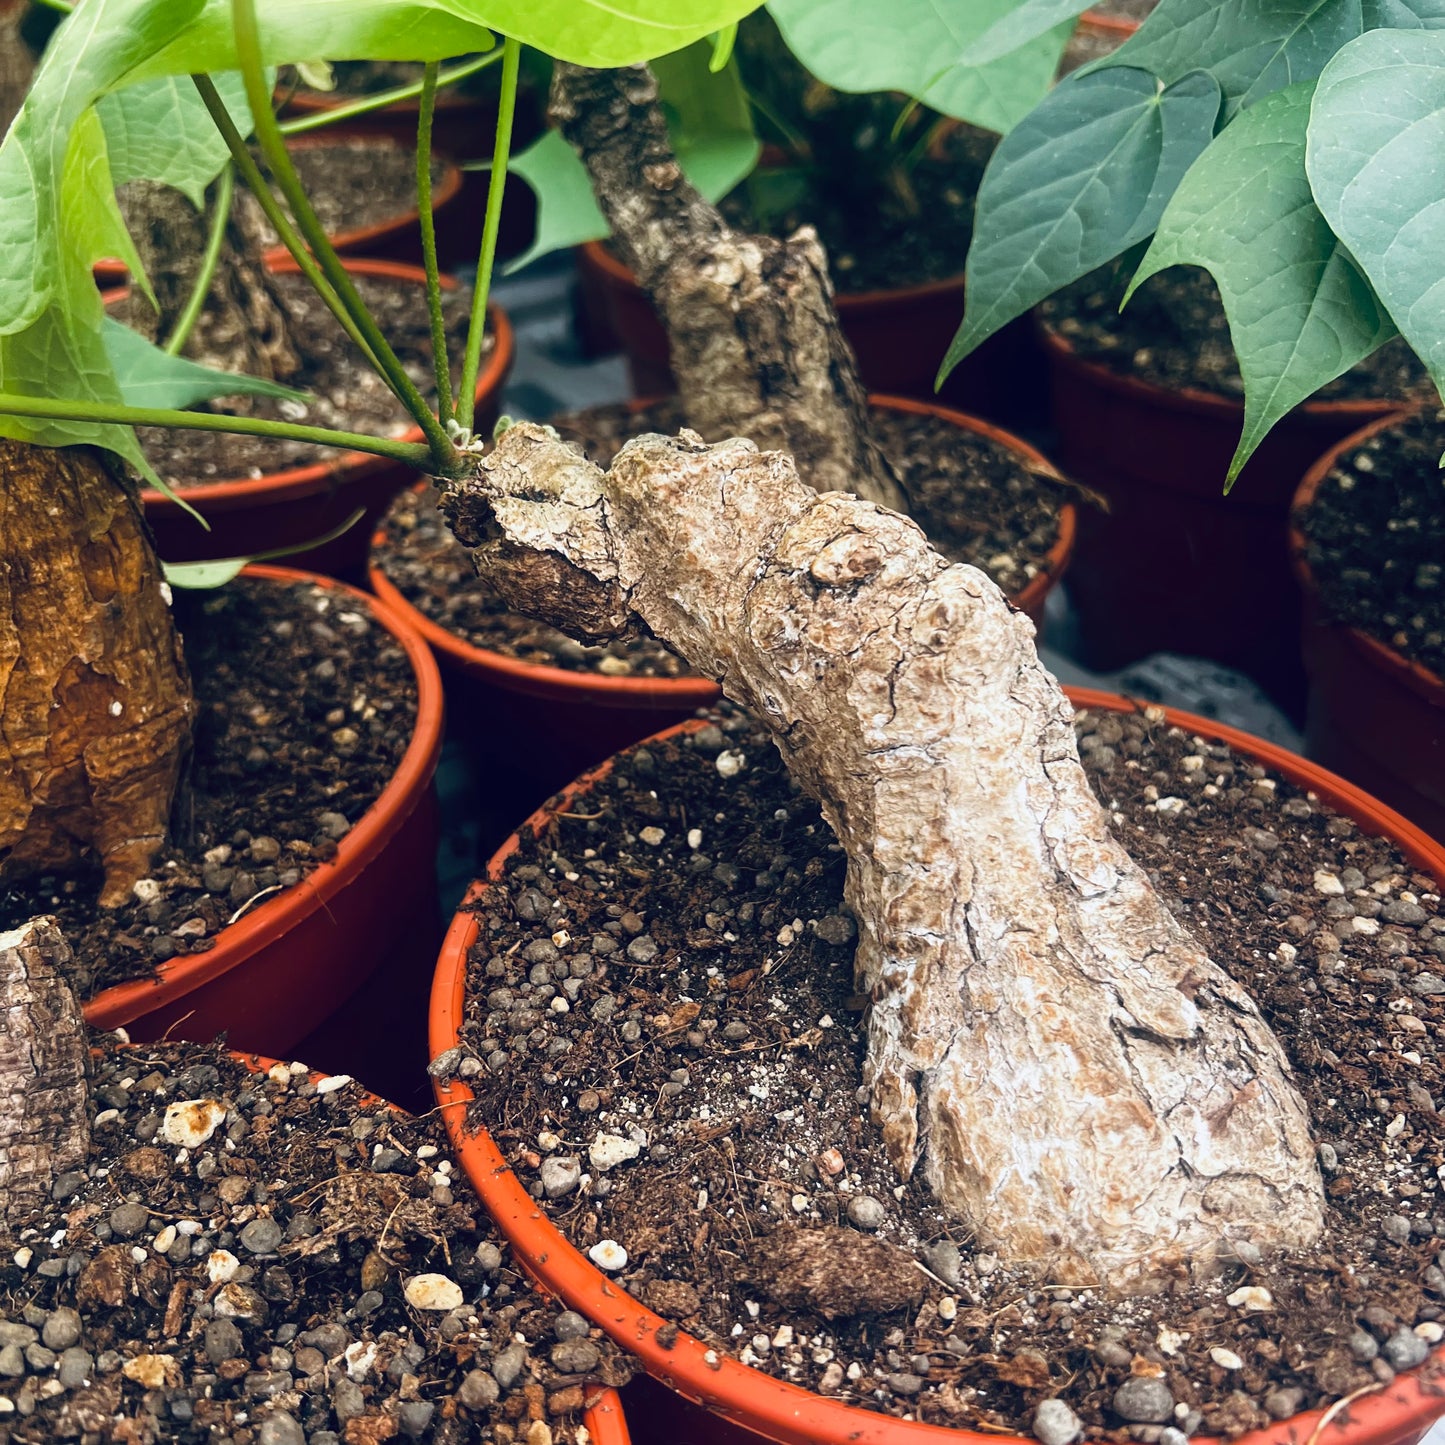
1298, 408, 1445, 679
372, 399, 1070, 677
1040, 264, 1431, 404
0, 576, 417, 999
453, 702, 1445, 1437
279, 59, 497, 102
135, 273, 480, 486
253, 139, 449, 249
0, 1034, 631, 1441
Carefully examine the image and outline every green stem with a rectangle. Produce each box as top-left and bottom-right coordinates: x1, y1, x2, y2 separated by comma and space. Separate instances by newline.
192, 75, 388, 380
417, 62, 454, 425
901, 114, 950, 176
456, 34, 519, 435
0, 393, 433, 465
277, 52, 502, 137
230, 0, 457, 470
163, 163, 234, 356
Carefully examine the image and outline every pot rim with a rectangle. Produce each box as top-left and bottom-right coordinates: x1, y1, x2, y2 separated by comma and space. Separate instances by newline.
83, 562, 444, 1029
102, 258, 513, 514
1037, 316, 1415, 427
1075, 7, 1141, 37
428, 689, 1445, 1445
1288, 409, 1445, 709
576, 238, 966, 315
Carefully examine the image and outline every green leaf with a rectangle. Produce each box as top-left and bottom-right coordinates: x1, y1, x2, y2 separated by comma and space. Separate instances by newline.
163, 558, 248, 589
1307, 27, 1445, 403
102, 319, 310, 409
505, 42, 759, 269
97, 72, 257, 207
1129, 81, 1396, 485
766, 0, 1076, 133
1102, 0, 1445, 110
943, 66, 1221, 375
950, 0, 1098, 68
711, 23, 739, 70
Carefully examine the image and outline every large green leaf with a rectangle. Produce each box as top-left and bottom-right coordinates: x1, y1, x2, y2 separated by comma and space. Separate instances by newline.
1307, 28, 1445, 401
766, 0, 1077, 133
102, 319, 310, 409
505, 42, 760, 270
942, 66, 1221, 376
948, 0, 1097, 68
1102, 0, 1445, 109
1129, 82, 1396, 485
97, 72, 255, 207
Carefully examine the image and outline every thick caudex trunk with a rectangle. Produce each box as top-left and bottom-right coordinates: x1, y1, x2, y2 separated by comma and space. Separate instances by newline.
115, 181, 304, 383
0, 0, 35, 138
0, 918, 89, 1230
0, 441, 193, 907
441, 425, 1325, 1292
550, 64, 906, 513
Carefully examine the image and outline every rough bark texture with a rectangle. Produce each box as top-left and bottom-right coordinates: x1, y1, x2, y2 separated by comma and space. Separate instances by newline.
0, 442, 192, 907
0, 0, 35, 139
442, 425, 1326, 1291
114, 182, 304, 383
550, 64, 907, 514
0, 917, 89, 1230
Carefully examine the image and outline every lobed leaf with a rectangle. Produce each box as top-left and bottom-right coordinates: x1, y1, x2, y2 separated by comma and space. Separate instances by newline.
102, 319, 310, 410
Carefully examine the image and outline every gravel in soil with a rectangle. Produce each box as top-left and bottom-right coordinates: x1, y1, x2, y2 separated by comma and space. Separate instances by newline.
373, 399, 1070, 678
0, 1034, 631, 1442
0, 576, 417, 999
454, 702, 1445, 1437
1040, 264, 1431, 404
1298, 408, 1445, 679
136, 273, 479, 486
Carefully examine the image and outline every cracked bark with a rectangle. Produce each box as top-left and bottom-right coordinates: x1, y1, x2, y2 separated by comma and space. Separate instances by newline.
442, 425, 1325, 1291
0, 441, 192, 907
114, 181, 304, 384
0, 918, 89, 1230
550, 63, 906, 513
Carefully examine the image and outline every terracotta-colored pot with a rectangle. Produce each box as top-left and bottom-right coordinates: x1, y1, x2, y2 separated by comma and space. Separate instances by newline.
1077, 8, 1141, 40
430, 686, 1445, 1445
1289, 414, 1445, 842
117, 258, 513, 585
83, 565, 444, 1080
1040, 319, 1412, 716
368, 395, 1074, 849
573, 241, 1044, 429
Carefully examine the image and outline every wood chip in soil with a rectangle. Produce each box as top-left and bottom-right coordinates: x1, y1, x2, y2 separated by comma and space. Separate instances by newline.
455, 702, 1445, 1438
1297, 407, 1445, 680
1040, 263, 1432, 405
372, 399, 1071, 678
135, 273, 480, 485
0, 576, 417, 999
0, 1033, 631, 1442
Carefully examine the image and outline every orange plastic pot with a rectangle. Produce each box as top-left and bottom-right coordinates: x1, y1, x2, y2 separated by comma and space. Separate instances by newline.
1289, 414, 1445, 842
573, 241, 1044, 429
1040, 320, 1411, 715
368, 396, 1074, 846
122, 259, 513, 585
429, 687, 1445, 1445
83, 565, 444, 1074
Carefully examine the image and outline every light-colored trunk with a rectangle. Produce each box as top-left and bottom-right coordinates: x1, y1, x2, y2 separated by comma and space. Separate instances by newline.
0, 918, 89, 1230
550, 63, 907, 514
0, 441, 193, 907
441, 425, 1325, 1292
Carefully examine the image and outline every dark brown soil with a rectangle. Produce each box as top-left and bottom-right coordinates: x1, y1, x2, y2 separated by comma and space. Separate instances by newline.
253, 138, 447, 249
1040, 264, 1431, 404
372, 400, 1070, 677
0, 576, 418, 999
280, 58, 496, 102
135, 273, 480, 486
1298, 408, 1445, 679
0, 1034, 631, 1441
454, 702, 1445, 1437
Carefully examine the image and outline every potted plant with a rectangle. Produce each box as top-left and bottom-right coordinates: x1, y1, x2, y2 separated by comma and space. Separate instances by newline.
0, 919, 636, 1442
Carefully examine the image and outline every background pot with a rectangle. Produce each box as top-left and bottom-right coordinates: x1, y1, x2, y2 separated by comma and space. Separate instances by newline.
1290, 414, 1445, 842
368, 395, 1074, 853
430, 688, 1445, 1445
128, 259, 513, 585
1041, 320, 1410, 717
84, 565, 444, 1110
573, 241, 1044, 429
